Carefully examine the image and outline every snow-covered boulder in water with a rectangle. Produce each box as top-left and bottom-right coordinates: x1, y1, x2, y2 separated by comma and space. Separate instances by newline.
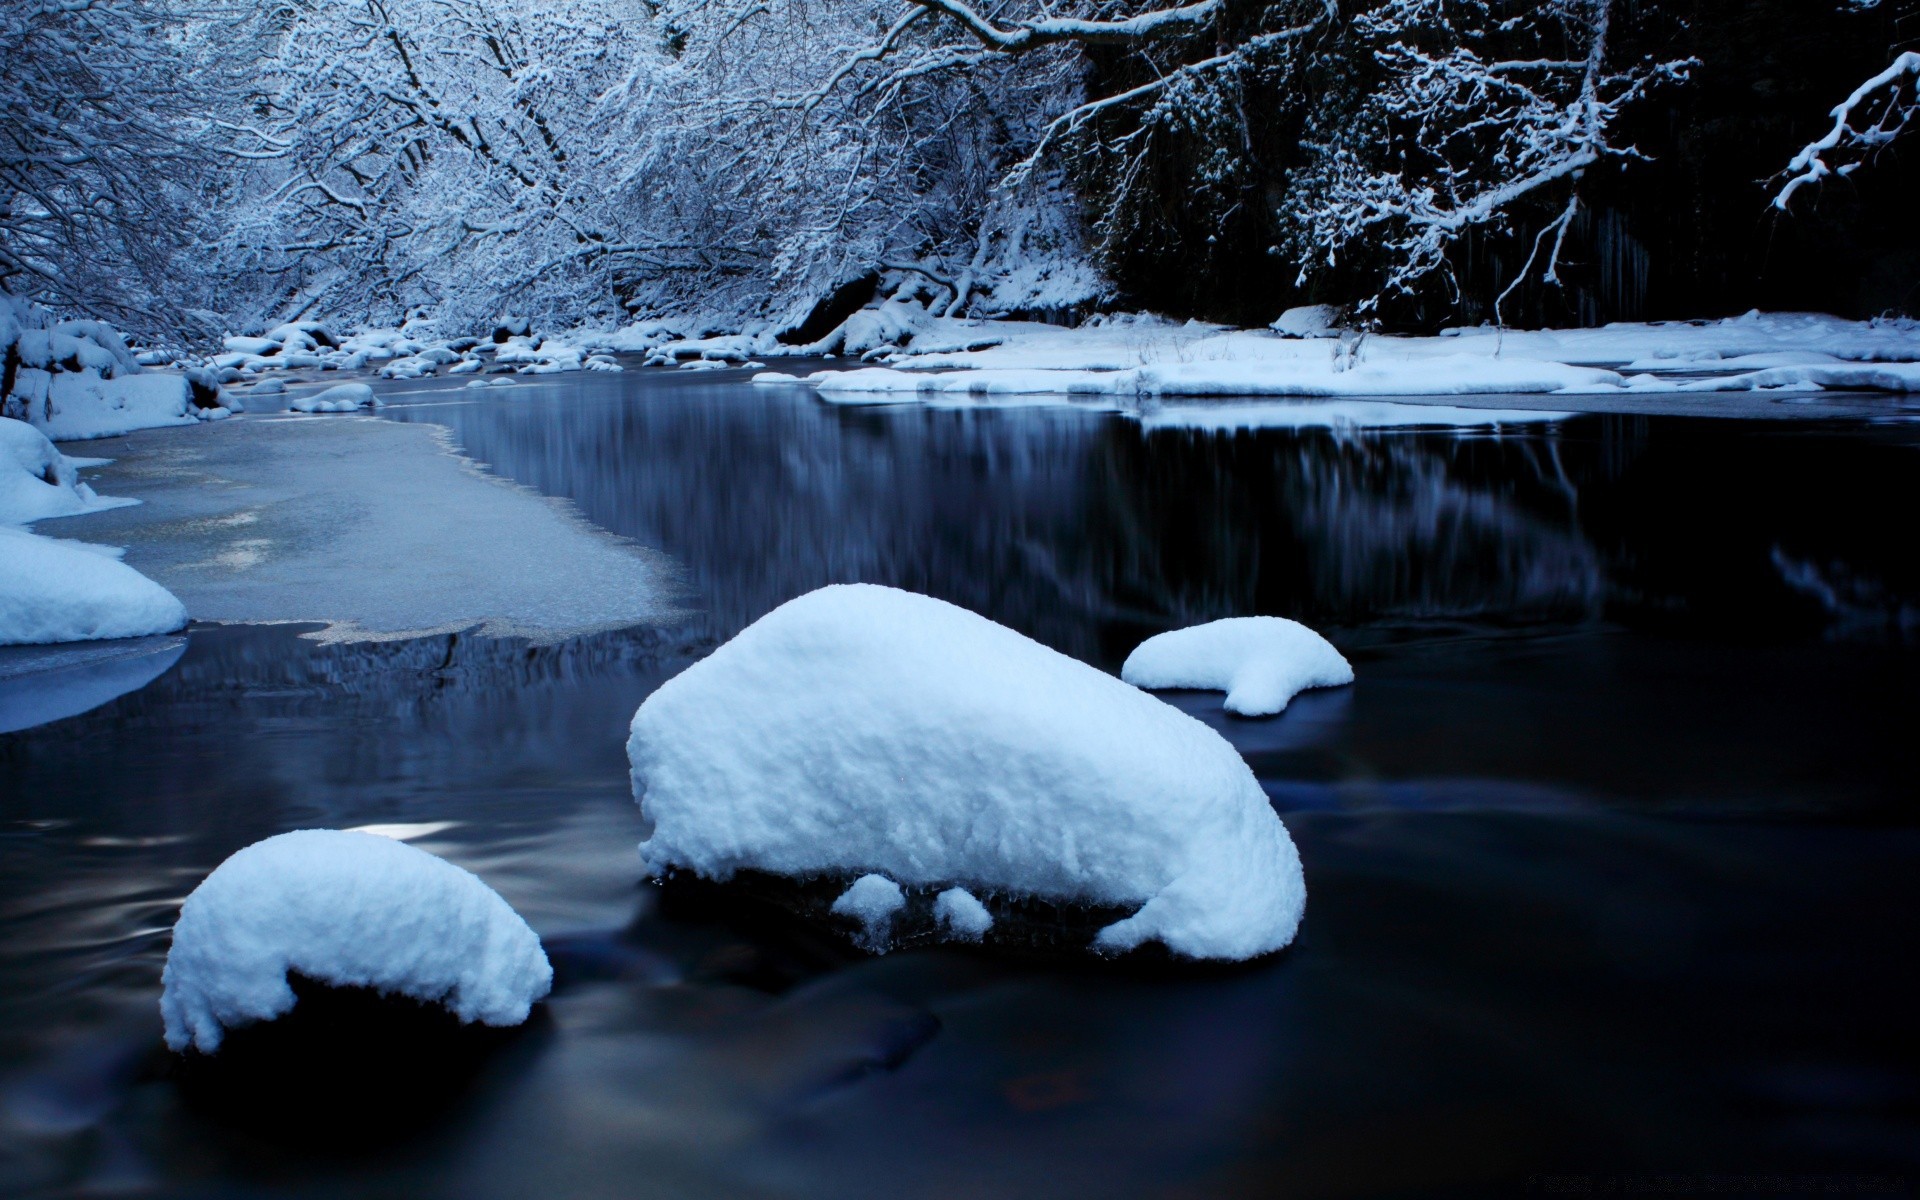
289, 383, 377, 413
1123, 617, 1353, 717
625, 584, 1307, 961
161, 830, 552, 1053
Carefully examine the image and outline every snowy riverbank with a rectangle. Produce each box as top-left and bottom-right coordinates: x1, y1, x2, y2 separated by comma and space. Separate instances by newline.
186, 307, 1920, 430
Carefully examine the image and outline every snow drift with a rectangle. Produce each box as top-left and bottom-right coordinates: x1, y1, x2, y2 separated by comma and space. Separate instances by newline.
161, 829, 553, 1053
0, 527, 188, 646
0, 418, 186, 647
625, 584, 1306, 960
1123, 617, 1354, 717
0, 417, 133, 524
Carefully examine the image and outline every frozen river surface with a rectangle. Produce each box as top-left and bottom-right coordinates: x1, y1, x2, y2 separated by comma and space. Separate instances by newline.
1, 368, 1916, 1197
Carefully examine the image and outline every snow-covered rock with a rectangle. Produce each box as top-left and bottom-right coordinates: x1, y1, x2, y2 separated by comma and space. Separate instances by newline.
0, 418, 133, 524
290, 383, 378, 413
626, 584, 1307, 961
1122, 617, 1354, 718
161, 829, 553, 1054
831, 874, 906, 952
7, 368, 204, 441
933, 887, 993, 941
0, 526, 188, 646
1270, 305, 1345, 338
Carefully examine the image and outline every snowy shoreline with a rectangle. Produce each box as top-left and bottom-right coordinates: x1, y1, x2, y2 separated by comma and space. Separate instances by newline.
170, 308, 1920, 433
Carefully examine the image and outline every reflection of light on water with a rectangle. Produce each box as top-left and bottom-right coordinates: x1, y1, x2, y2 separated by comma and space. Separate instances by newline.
343, 821, 461, 841
209, 537, 271, 570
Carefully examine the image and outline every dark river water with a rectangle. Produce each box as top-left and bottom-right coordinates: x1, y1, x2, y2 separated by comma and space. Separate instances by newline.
2, 369, 1917, 1197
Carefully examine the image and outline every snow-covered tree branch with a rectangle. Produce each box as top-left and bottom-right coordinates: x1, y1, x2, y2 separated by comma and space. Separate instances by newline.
1284, 0, 1691, 318
0, 0, 234, 335
1774, 51, 1920, 209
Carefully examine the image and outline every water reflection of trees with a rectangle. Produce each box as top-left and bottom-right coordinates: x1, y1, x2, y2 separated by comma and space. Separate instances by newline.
1078, 428, 1606, 639
406, 388, 1636, 663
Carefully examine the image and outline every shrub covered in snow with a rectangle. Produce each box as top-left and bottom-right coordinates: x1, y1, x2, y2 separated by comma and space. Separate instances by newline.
1123, 617, 1355, 717
626, 584, 1307, 961
162, 829, 553, 1053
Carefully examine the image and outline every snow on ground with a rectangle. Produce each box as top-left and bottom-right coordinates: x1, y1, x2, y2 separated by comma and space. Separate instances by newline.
4, 293, 228, 439
1122, 617, 1354, 718
626, 584, 1307, 961
745, 308, 1920, 416
60, 414, 679, 643
0, 525, 189, 645
22, 370, 220, 440
203, 320, 628, 385
1131, 400, 1570, 431
0, 417, 136, 523
0, 417, 189, 649
161, 829, 552, 1053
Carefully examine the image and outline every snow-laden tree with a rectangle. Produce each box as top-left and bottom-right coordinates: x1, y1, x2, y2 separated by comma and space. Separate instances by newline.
203, 0, 1111, 332
1281, 0, 1691, 320
0, 0, 233, 336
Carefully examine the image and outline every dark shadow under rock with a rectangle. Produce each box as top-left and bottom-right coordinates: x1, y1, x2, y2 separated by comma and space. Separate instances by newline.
653, 869, 1242, 974
168, 973, 543, 1150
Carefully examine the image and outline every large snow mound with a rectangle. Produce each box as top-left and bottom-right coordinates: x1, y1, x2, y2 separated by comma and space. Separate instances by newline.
11, 371, 205, 441
0, 417, 133, 524
161, 830, 553, 1053
0, 526, 187, 646
1123, 617, 1354, 717
626, 584, 1306, 960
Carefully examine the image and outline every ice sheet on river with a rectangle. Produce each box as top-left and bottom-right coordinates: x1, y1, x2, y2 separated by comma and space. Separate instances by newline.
60, 415, 680, 643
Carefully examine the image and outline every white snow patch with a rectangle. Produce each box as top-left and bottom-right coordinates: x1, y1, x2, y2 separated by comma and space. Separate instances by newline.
13, 371, 201, 441
1123, 617, 1354, 717
626, 584, 1306, 961
831, 874, 907, 952
290, 383, 378, 413
933, 887, 993, 941
774, 309, 1920, 410
0, 418, 136, 524
0, 526, 188, 645
161, 829, 552, 1053
1133, 400, 1570, 431
1270, 305, 1345, 338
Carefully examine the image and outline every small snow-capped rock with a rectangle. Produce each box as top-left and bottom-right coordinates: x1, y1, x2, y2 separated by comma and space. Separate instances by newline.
161, 829, 552, 1053
290, 383, 377, 413
1122, 616, 1353, 717
933, 887, 993, 941
831, 874, 906, 952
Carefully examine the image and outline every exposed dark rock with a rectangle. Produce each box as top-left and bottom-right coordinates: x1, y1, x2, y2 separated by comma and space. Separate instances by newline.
777, 273, 881, 345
